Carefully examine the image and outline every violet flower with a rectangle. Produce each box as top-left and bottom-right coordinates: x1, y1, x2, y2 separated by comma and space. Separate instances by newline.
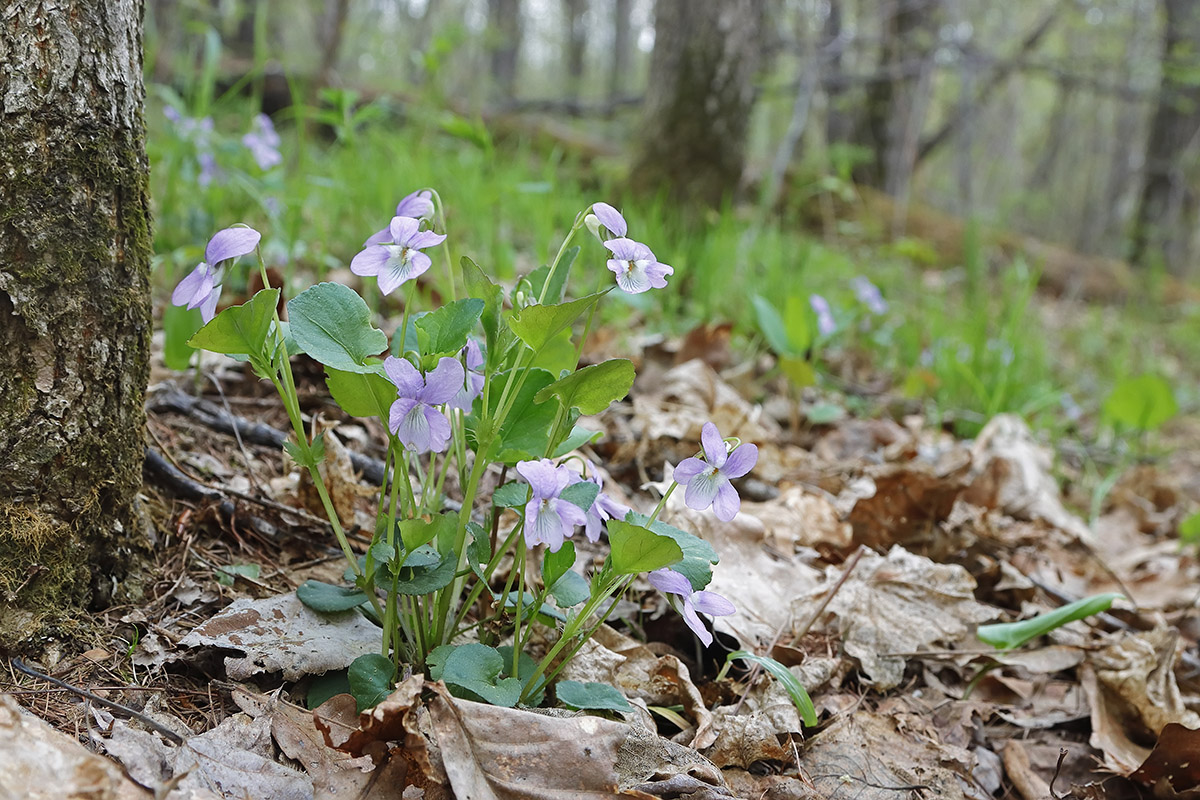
810, 294, 836, 336
851, 276, 888, 315
516, 459, 587, 553
672, 422, 757, 522
647, 568, 735, 647
242, 113, 282, 170
384, 355, 464, 454
571, 462, 630, 543
351, 216, 447, 295
171, 226, 262, 323
603, 237, 673, 294
365, 190, 436, 246
447, 339, 485, 412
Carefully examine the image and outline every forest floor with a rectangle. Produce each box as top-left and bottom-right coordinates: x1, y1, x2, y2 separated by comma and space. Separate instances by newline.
4, 291, 1200, 800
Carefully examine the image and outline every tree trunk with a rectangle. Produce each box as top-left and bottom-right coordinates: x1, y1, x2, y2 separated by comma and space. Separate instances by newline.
630, 0, 768, 209
0, 1, 152, 652
1130, 0, 1200, 274
487, 0, 523, 101
608, 0, 632, 102
563, 0, 588, 101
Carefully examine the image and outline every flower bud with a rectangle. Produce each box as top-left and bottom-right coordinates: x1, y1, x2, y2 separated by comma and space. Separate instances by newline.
584, 213, 603, 242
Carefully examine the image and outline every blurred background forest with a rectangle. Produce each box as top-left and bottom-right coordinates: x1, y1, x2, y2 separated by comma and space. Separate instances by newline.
144, 0, 1200, 441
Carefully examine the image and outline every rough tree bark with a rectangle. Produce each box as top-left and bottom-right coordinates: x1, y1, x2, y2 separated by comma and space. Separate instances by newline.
0, 1, 152, 651
1130, 0, 1200, 274
630, 0, 767, 209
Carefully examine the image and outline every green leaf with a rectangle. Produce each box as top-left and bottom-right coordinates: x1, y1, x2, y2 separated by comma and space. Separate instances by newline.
462, 257, 503, 356
501, 591, 566, 623
535, 359, 635, 415
393, 549, 457, 595
347, 653, 396, 712
441, 644, 522, 707
492, 482, 530, 509
398, 513, 457, 553
783, 295, 812, 353
977, 593, 1123, 650
560, 482, 599, 514
528, 328, 578, 377
551, 425, 604, 458
541, 540, 576, 590
607, 519, 683, 575
163, 303, 200, 370
496, 645, 546, 706
779, 356, 816, 388
626, 512, 718, 590
1102, 374, 1178, 432
1180, 512, 1200, 545
325, 366, 394, 419
548, 570, 590, 608
415, 298, 484, 357
287, 282, 388, 373
189, 288, 279, 360
467, 526, 491, 582
752, 295, 795, 356
306, 670, 351, 710
506, 291, 607, 352
466, 368, 557, 463
214, 563, 260, 587
296, 580, 369, 612
556, 680, 631, 713
725, 651, 817, 727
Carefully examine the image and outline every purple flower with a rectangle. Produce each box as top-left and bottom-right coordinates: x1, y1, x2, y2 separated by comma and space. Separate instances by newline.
810, 294, 836, 336
647, 568, 736, 647
384, 355, 464, 453
365, 190, 436, 245
197, 150, 218, 188
351, 216, 447, 295
571, 462, 630, 543
851, 276, 888, 315
447, 339, 485, 412
672, 422, 757, 522
603, 238, 673, 294
516, 459, 587, 552
589, 202, 627, 238
242, 113, 282, 170
171, 226, 262, 323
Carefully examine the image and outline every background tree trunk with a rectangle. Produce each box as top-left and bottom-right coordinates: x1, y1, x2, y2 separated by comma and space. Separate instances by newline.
630, 0, 768, 209
487, 0, 523, 102
1130, 0, 1200, 273
0, 0, 152, 652
563, 0, 588, 102
608, 0, 632, 102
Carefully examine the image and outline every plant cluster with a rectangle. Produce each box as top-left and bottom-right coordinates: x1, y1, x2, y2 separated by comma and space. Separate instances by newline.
169, 195, 759, 711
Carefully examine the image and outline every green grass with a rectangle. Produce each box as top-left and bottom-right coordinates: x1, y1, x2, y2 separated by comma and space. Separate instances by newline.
145, 88, 1195, 446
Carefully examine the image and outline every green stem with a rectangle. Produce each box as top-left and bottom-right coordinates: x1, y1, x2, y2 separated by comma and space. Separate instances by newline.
536, 211, 585, 305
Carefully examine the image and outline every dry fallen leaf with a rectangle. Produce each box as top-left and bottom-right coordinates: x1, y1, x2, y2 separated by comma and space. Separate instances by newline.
0, 695, 151, 800
795, 546, 998, 690
177, 591, 380, 680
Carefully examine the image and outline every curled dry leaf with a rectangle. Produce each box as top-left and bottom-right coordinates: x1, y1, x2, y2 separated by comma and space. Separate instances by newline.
177, 592, 380, 680
794, 546, 998, 690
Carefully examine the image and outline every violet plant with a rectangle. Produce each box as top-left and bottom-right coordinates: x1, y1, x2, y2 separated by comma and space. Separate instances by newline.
170, 195, 754, 711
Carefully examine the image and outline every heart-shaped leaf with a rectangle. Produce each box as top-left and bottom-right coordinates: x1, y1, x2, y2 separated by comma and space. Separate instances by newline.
535, 359, 635, 415
287, 282, 387, 373
607, 519, 683, 575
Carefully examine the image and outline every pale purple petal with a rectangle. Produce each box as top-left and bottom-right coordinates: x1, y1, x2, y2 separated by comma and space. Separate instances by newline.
610, 261, 651, 294
722, 443, 757, 479
199, 284, 222, 323
647, 568, 692, 597
379, 247, 430, 295
672, 457, 708, 485
554, 497, 587, 529
517, 459, 567, 499
395, 190, 435, 220
350, 245, 389, 277
407, 229, 447, 250
680, 599, 714, 647
525, 499, 570, 552
389, 216, 421, 244
364, 227, 391, 247
383, 356, 424, 398
464, 340, 484, 370
596, 493, 629, 522
711, 481, 741, 522
645, 261, 674, 288
683, 468, 723, 512
388, 397, 420, 437
583, 511, 602, 543
420, 357, 466, 404
699, 422, 727, 468
691, 590, 736, 617
205, 226, 261, 265
419, 405, 452, 453
603, 237, 640, 260
448, 370, 484, 412
172, 263, 213, 307
591, 202, 627, 237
